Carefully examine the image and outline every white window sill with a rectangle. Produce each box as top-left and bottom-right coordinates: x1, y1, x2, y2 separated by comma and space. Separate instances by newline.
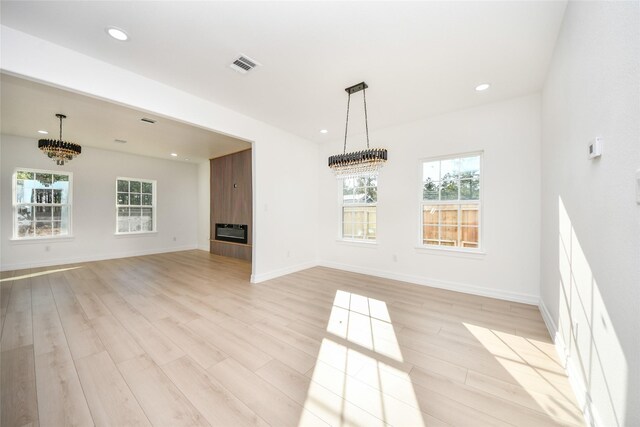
114, 231, 158, 238
10, 235, 75, 244
414, 245, 485, 259
336, 239, 378, 248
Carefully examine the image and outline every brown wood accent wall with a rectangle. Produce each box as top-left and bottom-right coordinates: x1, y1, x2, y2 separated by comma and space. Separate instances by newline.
210, 149, 252, 261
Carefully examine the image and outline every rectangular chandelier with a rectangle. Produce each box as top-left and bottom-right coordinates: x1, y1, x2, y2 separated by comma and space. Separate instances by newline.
328, 82, 388, 179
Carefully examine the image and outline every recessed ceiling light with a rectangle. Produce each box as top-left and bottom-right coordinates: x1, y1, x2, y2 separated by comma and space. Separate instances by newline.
170, 153, 178, 157
106, 27, 128, 41
475, 83, 491, 91
320, 129, 328, 134
38, 130, 48, 134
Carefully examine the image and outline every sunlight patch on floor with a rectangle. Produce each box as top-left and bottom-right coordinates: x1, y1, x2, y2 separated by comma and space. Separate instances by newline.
463, 322, 583, 424
0, 266, 82, 282
327, 290, 402, 361
300, 291, 425, 426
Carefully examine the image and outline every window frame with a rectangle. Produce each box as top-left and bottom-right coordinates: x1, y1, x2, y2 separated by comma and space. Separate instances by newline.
418, 151, 483, 253
339, 174, 378, 243
12, 167, 73, 240
115, 177, 157, 235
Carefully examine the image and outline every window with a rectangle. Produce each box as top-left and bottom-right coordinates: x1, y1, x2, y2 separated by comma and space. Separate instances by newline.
116, 178, 156, 234
13, 169, 72, 239
342, 175, 377, 241
421, 153, 481, 249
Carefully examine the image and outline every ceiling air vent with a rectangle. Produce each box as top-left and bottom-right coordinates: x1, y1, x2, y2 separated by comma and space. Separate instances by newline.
230, 54, 261, 74
140, 117, 156, 124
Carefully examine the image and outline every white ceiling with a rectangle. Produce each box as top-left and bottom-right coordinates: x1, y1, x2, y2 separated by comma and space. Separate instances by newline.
0, 73, 250, 163
0, 1, 567, 145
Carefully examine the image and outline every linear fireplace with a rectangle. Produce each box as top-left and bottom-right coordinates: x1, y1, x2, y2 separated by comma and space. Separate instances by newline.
215, 223, 248, 244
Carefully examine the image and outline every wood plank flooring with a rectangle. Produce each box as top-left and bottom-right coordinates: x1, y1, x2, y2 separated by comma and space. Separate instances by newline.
0, 250, 584, 426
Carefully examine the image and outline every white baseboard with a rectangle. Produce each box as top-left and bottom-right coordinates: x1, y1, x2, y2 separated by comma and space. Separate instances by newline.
251, 260, 319, 284
0, 244, 198, 271
317, 260, 539, 305
539, 299, 597, 427
538, 298, 558, 340
253, 259, 539, 305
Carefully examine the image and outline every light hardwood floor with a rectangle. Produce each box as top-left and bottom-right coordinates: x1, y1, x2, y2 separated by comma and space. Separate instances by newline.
0, 250, 584, 426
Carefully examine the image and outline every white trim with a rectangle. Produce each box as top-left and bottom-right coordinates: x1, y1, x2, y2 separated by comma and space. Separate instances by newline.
538, 298, 558, 342
414, 245, 485, 258
0, 245, 197, 272
113, 231, 158, 238
539, 299, 598, 427
12, 167, 73, 239
250, 260, 319, 284
418, 150, 485, 163
418, 152, 484, 252
253, 259, 538, 304
115, 177, 157, 234
317, 260, 538, 304
336, 239, 378, 248
9, 235, 75, 244
339, 175, 378, 242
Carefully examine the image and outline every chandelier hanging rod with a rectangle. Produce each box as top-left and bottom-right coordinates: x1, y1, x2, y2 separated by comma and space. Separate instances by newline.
328, 81, 387, 178
342, 82, 370, 154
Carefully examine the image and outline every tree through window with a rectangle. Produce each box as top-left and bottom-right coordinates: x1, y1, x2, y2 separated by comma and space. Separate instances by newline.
422, 154, 481, 249
13, 169, 72, 238
342, 175, 377, 241
116, 178, 156, 234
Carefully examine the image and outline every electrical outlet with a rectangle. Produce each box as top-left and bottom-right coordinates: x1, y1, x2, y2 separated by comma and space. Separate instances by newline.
45, 245, 50, 252
392, 254, 398, 262
588, 137, 602, 159
173, 237, 177, 242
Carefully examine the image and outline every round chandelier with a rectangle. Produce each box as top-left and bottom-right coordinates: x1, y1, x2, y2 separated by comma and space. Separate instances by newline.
328, 82, 387, 179
38, 114, 82, 166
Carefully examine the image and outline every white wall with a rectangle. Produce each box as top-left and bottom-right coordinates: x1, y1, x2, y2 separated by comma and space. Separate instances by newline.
0, 134, 199, 270
318, 94, 541, 304
0, 26, 320, 281
540, 2, 640, 426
